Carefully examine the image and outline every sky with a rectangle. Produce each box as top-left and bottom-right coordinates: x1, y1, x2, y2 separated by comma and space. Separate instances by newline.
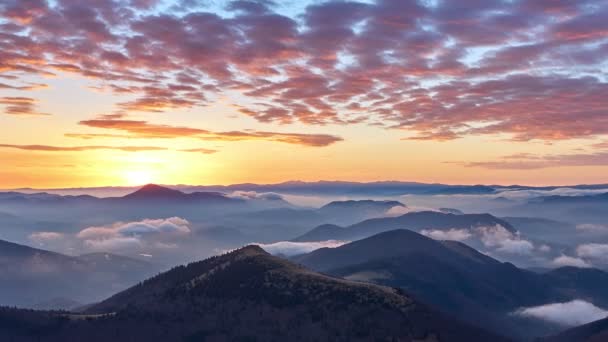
1, 0, 607, 188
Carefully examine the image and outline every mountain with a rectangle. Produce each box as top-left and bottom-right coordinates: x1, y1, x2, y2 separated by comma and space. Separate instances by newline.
544, 267, 608, 307
121, 184, 238, 204
177, 181, 500, 196
11, 182, 608, 198
319, 200, 405, 214
429, 185, 496, 195
0, 245, 508, 342
535, 193, 608, 204
0, 239, 157, 308
543, 317, 608, 342
294, 211, 516, 242
500, 193, 608, 224
293, 230, 608, 339
122, 183, 187, 199
501, 217, 577, 244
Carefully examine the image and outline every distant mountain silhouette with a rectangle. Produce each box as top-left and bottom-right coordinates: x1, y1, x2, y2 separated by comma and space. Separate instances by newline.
0, 239, 157, 308
294, 229, 608, 339
543, 317, 608, 342
535, 192, 608, 204
122, 183, 186, 199
319, 199, 405, 212
501, 217, 577, 244
0, 245, 509, 341
121, 184, 237, 204
294, 211, 516, 242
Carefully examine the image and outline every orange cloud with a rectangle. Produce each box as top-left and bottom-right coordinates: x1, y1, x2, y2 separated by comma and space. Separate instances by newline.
78, 119, 342, 147
0, 144, 166, 152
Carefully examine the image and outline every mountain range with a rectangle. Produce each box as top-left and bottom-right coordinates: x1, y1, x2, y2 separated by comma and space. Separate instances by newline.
293, 211, 516, 242
0, 239, 158, 308
294, 229, 608, 339
0, 245, 507, 342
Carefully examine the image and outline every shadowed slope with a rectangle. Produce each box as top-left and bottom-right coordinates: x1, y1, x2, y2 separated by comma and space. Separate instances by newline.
0, 245, 509, 342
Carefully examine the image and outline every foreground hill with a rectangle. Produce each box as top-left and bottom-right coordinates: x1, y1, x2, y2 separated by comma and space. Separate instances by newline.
0, 239, 157, 308
294, 230, 608, 339
543, 317, 608, 342
294, 211, 516, 242
0, 246, 508, 342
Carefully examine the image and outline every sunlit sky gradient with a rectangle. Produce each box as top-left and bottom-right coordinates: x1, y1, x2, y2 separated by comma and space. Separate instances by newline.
1, 0, 608, 188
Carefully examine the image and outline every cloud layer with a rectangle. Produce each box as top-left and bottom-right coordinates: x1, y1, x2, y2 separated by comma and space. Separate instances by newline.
255, 240, 348, 256
1, 0, 607, 144
516, 300, 608, 327
77, 217, 191, 253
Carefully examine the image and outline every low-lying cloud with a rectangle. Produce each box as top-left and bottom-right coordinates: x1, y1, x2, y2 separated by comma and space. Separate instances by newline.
385, 206, 437, 217
515, 300, 608, 326
475, 225, 535, 255
255, 240, 348, 256
576, 224, 608, 233
420, 228, 472, 241
552, 255, 592, 268
229, 191, 285, 201
576, 243, 608, 264
77, 217, 191, 253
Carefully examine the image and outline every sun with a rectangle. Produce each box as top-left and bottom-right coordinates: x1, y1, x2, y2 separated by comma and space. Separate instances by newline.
123, 170, 155, 186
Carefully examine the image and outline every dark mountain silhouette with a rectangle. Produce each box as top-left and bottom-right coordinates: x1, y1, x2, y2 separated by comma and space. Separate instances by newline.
122, 183, 186, 199
294, 211, 516, 242
121, 184, 238, 204
319, 199, 404, 214
222, 200, 408, 241
535, 192, 608, 204
177, 180, 501, 196
501, 193, 608, 224
294, 230, 608, 339
501, 217, 577, 244
0, 239, 157, 308
543, 317, 608, 342
429, 185, 496, 195
0, 245, 508, 342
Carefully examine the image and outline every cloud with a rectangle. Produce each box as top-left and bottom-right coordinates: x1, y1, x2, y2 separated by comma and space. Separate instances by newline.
78, 217, 190, 239
420, 228, 472, 241
0, 97, 49, 116
179, 148, 218, 154
552, 255, 592, 268
0, 144, 167, 152
459, 151, 608, 170
29, 231, 64, 241
77, 217, 191, 253
515, 300, 608, 327
1, 0, 607, 144
0, 144, 216, 154
576, 243, 608, 264
84, 237, 143, 252
474, 225, 535, 255
255, 240, 348, 256
492, 187, 608, 200
79, 119, 342, 147
385, 205, 435, 216
577, 224, 608, 234
27, 231, 70, 251
229, 191, 285, 201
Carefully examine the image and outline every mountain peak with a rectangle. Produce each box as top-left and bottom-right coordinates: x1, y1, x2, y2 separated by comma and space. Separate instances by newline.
229, 244, 269, 257
123, 184, 185, 199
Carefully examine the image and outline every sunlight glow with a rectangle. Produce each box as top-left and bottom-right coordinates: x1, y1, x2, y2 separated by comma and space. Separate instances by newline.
123, 170, 155, 186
